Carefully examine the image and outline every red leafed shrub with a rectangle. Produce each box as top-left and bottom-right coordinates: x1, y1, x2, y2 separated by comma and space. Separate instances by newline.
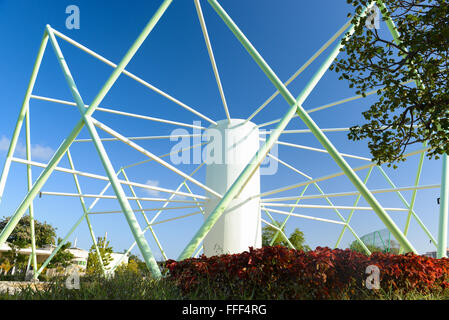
165, 246, 449, 299
369, 251, 449, 293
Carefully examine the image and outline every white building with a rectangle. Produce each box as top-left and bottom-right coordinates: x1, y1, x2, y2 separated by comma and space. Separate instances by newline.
0, 243, 53, 265
0, 242, 128, 275
67, 246, 89, 270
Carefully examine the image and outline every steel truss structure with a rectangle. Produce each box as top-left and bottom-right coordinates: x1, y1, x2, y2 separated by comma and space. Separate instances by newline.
0, 0, 448, 280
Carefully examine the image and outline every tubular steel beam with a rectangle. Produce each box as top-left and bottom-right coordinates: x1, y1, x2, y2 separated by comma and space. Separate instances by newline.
150, 163, 205, 225
183, 182, 206, 215
311, 182, 371, 255
270, 185, 309, 246
46, 26, 162, 277
178, 0, 355, 260
262, 203, 408, 212
30, 94, 207, 130
35, 212, 87, 278
39, 191, 204, 204
258, 80, 414, 127
0, 31, 49, 202
11, 157, 207, 200
179, 0, 416, 260
263, 207, 346, 226
91, 117, 222, 199
377, 163, 437, 251
245, 17, 353, 123
267, 153, 370, 254
194, 0, 231, 121
89, 205, 201, 215
52, 28, 217, 126
67, 149, 107, 276
25, 109, 38, 276
261, 184, 440, 202
34, 170, 123, 278
260, 146, 429, 198
121, 168, 168, 261
265, 139, 371, 161
0, 2, 172, 278
438, 154, 449, 258
260, 216, 295, 249
334, 167, 373, 250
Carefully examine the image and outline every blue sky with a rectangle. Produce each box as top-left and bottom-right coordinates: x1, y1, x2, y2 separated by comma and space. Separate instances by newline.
0, 0, 443, 260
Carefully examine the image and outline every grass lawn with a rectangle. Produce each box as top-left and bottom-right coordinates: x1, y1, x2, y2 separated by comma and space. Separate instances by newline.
1, 271, 449, 300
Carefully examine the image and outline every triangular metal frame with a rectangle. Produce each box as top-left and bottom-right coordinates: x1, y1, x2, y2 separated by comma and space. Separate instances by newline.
0, 0, 446, 280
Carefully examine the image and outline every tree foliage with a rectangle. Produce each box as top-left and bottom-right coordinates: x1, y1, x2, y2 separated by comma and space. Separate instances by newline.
0, 215, 56, 248
86, 236, 113, 275
331, 0, 449, 166
116, 253, 146, 275
349, 239, 400, 255
0, 216, 75, 273
0, 216, 74, 273
46, 238, 74, 269
261, 221, 310, 251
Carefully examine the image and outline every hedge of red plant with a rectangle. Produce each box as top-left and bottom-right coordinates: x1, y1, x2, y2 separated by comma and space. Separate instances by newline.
165, 246, 449, 299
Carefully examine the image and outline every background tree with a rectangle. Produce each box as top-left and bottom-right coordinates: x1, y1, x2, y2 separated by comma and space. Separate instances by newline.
0, 215, 56, 248
288, 228, 311, 251
86, 236, 113, 275
330, 0, 449, 166
46, 238, 74, 270
127, 253, 148, 274
349, 240, 383, 255
115, 253, 151, 275
349, 238, 400, 255
0, 216, 72, 273
261, 221, 310, 251
0, 259, 12, 275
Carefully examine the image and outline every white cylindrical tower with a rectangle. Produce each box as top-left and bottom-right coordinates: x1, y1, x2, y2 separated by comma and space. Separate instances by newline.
203, 119, 261, 256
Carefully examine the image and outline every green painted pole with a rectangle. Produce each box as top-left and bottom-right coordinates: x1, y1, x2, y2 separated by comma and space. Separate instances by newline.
25, 109, 38, 275
178, 1, 355, 260
112, 164, 205, 271
121, 168, 167, 261
34, 171, 122, 278
376, 1, 400, 40
0, 0, 172, 250
376, 0, 439, 253
25, 253, 32, 275
402, 145, 426, 237
46, 26, 162, 278
376, 0, 423, 88
335, 167, 373, 249
66, 149, 107, 276
312, 182, 371, 255
269, 185, 309, 246
262, 210, 296, 249
0, 32, 48, 202
438, 154, 449, 258
268, 169, 370, 254
35, 213, 86, 278
120, 169, 152, 227
212, 0, 416, 253
179, 0, 415, 260
183, 182, 205, 215
110, 243, 136, 274
377, 163, 437, 251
